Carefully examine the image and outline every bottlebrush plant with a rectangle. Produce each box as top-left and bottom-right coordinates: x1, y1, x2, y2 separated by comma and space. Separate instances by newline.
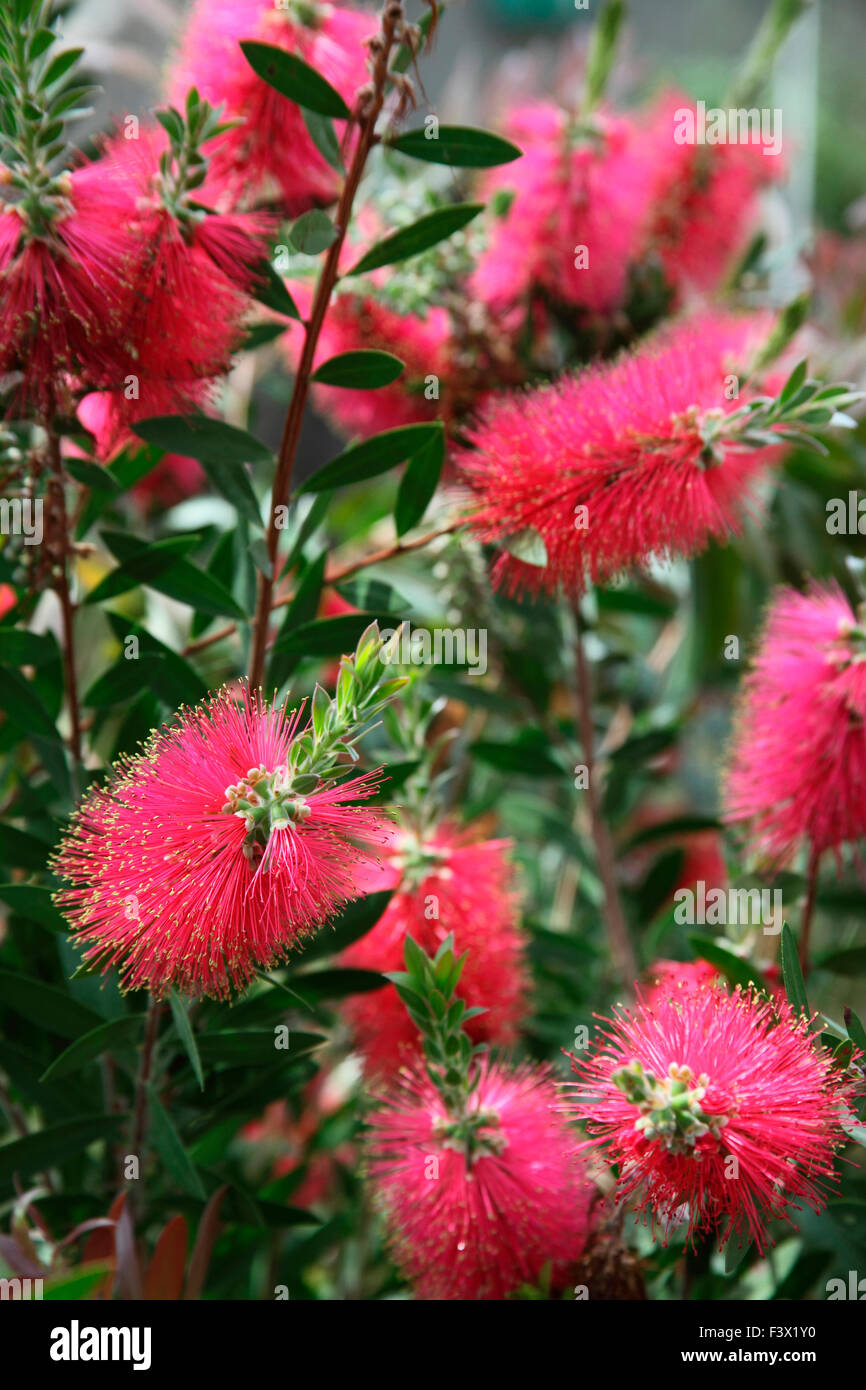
0, 0, 865, 1312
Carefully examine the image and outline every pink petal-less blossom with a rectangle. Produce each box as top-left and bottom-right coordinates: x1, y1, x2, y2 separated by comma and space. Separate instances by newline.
458, 311, 776, 597
74, 126, 272, 458
641, 91, 785, 300
569, 986, 859, 1252
723, 582, 866, 867
643, 958, 722, 1010
367, 1059, 595, 1299
472, 102, 655, 318
52, 686, 391, 998
0, 165, 139, 414
341, 824, 528, 1076
166, 0, 374, 213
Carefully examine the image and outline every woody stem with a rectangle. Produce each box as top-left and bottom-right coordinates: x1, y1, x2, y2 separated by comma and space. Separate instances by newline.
247, 2, 406, 691
573, 606, 637, 987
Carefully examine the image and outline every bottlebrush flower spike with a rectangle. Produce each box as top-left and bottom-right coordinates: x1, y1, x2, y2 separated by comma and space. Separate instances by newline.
644, 958, 721, 1009
641, 91, 784, 300
341, 824, 528, 1076
166, 0, 374, 213
723, 582, 866, 867
568, 986, 860, 1252
53, 626, 407, 998
0, 165, 139, 417
77, 114, 272, 459
368, 1059, 594, 1300
472, 102, 655, 318
459, 311, 788, 597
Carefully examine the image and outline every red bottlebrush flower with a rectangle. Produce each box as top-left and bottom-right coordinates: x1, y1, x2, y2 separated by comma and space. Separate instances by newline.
366, 1059, 594, 1299
569, 987, 859, 1252
167, 0, 373, 213
52, 687, 390, 998
0, 583, 17, 620
723, 582, 866, 867
459, 311, 775, 597
642, 92, 784, 299
472, 103, 654, 317
77, 127, 271, 458
644, 958, 721, 1009
0, 165, 139, 414
341, 825, 528, 1077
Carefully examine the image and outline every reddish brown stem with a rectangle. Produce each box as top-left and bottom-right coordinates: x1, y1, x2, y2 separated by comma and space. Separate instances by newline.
247, 3, 408, 691
47, 432, 83, 777
573, 608, 637, 988
798, 845, 821, 977
186, 518, 460, 659
131, 999, 163, 1167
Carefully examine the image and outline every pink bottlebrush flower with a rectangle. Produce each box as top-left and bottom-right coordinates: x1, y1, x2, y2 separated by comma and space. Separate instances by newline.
569, 986, 859, 1252
641, 92, 784, 299
459, 311, 775, 597
723, 582, 866, 867
76, 127, 271, 458
167, 0, 374, 213
52, 687, 390, 998
0, 165, 140, 414
0, 583, 17, 620
367, 1059, 594, 1299
644, 958, 721, 1009
341, 825, 528, 1077
283, 278, 453, 439
472, 102, 655, 317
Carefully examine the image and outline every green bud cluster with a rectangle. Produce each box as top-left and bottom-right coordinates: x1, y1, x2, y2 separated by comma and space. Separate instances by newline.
612, 1059, 729, 1156
388, 933, 498, 1165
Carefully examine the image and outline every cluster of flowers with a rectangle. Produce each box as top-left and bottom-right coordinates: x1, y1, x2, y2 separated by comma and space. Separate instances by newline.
21, 0, 862, 1301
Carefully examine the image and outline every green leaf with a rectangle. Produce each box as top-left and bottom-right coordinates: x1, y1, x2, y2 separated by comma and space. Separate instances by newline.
239, 41, 351, 118
169, 991, 205, 1092
0, 970, 104, 1039
133, 415, 272, 466
687, 935, 763, 992
64, 457, 120, 494
301, 107, 344, 173
388, 124, 522, 167
253, 261, 301, 320
0, 825, 54, 872
0, 629, 56, 667
470, 738, 563, 778
780, 921, 809, 1017
197, 1030, 305, 1065
0, 1116, 123, 1189
105, 614, 208, 709
147, 1088, 206, 1199
0, 883, 65, 931
43, 1266, 115, 1300
814, 947, 866, 977
290, 209, 337, 255
293, 891, 393, 963
40, 1016, 145, 1082
287, 968, 388, 1002
90, 533, 245, 619
298, 422, 444, 494
347, 204, 484, 276
311, 350, 405, 389
42, 46, 83, 87
0, 667, 61, 741
845, 1008, 866, 1053
395, 427, 444, 535
502, 528, 548, 567
269, 611, 397, 659
267, 551, 327, 688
